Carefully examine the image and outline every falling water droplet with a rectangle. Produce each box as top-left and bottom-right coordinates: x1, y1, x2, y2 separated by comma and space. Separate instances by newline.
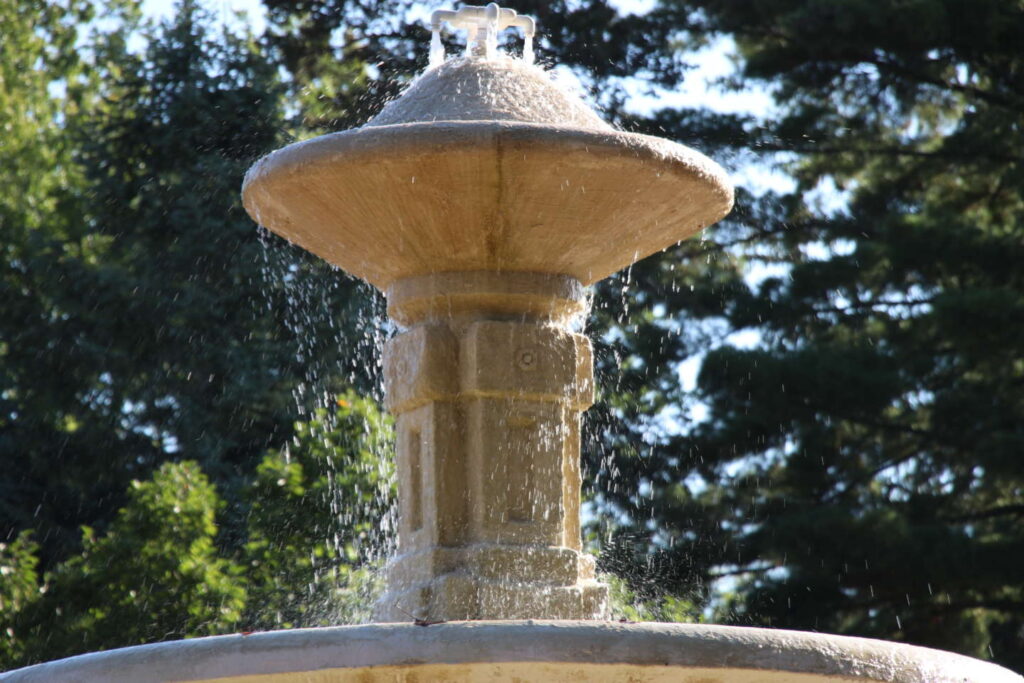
484, 24, 498, 60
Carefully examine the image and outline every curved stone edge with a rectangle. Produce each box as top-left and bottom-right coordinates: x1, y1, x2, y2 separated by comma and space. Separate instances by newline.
3, 621, 1020, 683
241, 121, 735, 289
386, 270, 589, 326
243, 121, 733, 210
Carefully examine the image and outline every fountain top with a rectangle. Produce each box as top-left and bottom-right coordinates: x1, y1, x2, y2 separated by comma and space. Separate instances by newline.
429, 4, 535, 65
241, 12, 733, 291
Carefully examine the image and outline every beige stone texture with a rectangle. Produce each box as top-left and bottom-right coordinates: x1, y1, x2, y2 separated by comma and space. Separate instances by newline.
367, 57, 613, 131
4, 621, 1021, 683
376, 269, 605, 621
241, 59, 733, 291
386, 270, 588, 327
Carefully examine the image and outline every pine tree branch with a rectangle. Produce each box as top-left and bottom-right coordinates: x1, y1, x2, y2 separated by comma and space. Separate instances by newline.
708, 563, 774, 579
673, 221, 826, 261
940, 504, 1024, 523
810, 297, 938, 316
822, 449, 920, 505
864, 56, 1021, 112
936, 599, 1024, 612
725, 22, 1021, 111
757, 143, 1021, 164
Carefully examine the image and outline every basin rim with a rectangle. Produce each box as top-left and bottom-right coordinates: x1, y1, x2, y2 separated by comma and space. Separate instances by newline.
3, 620, 1020, 682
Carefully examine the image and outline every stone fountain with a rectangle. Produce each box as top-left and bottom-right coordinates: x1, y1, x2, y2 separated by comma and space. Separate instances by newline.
4, 5, 1021, 682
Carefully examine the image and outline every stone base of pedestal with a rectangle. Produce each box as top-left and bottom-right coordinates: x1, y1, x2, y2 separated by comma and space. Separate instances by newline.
375, 544, 608, 620
376, 574, 607, 621
5, 621, 1021, 683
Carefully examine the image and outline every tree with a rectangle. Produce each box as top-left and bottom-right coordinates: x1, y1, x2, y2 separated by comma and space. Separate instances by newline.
1, 391, 391, 670
1, 0, 380, 575
0, 1, 397, 667
8, 461, 245, 664
592, 0, 1024, 671
0, 532, 40, 667
0, 0, 113, 570
241, 390, 392, 630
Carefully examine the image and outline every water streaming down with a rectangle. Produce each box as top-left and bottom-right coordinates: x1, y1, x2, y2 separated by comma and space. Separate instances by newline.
429, 30, 444, 69
6, 5, 1022, 682
253, 225, 397, 627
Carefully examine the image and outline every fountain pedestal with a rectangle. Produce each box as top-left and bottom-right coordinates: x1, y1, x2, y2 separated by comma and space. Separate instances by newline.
377, 271, 605, 620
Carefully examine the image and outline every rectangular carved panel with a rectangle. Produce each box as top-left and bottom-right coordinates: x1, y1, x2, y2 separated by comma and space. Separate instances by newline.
465, 397, 563, 545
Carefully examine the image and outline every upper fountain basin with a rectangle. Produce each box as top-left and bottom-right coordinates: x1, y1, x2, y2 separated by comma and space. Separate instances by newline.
242, 57, 734, 290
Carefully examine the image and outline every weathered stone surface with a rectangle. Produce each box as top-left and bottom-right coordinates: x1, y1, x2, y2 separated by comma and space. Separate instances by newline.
461, 321, 592, 407
386, 545, 594, 590
367, 57, 613, 130
383, 325, 458, 413
376, 271, 605, 621
242, 59, 733, 291
6, 622, 1021, 683
465, 397, 565, 543
387, 270, 588, 327
393, 402, 466, 549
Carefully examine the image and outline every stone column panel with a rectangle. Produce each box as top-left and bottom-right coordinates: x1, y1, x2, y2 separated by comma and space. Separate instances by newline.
460, 320, 593, 408
465, 398, 565, 545
394, 401, 466, 551
384, 324, 458, 414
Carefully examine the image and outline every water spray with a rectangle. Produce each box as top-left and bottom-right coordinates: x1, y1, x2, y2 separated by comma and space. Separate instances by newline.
429, 3, 536, 67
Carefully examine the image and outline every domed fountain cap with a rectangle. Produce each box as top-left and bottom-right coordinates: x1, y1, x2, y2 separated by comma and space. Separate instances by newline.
366, 57, 612, 130
242, 56, 733, 290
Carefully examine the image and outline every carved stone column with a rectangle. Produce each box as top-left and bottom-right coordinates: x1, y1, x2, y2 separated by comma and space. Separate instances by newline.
375, 271, 608, 621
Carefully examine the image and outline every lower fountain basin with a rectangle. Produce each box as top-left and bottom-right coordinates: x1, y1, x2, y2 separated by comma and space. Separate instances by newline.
3, 621, 1020, 682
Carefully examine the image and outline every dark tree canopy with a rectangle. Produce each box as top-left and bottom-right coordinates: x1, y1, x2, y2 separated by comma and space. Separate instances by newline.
592, 0, 1024, 670
1, 0, 1021, 674
0, 0, 378, 573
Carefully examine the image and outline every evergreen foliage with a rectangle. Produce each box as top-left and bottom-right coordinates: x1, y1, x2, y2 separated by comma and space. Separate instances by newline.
241, 390, 392, 630
1, 392, 389, 669
1, 0, 1020, 674
1, 0, 375, 574
593, 0, 1024, 670
1, 1, 388, 668
12, 461, 246, 659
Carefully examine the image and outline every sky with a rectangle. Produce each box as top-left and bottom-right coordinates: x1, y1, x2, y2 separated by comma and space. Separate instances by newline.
143, 0, 266, 31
